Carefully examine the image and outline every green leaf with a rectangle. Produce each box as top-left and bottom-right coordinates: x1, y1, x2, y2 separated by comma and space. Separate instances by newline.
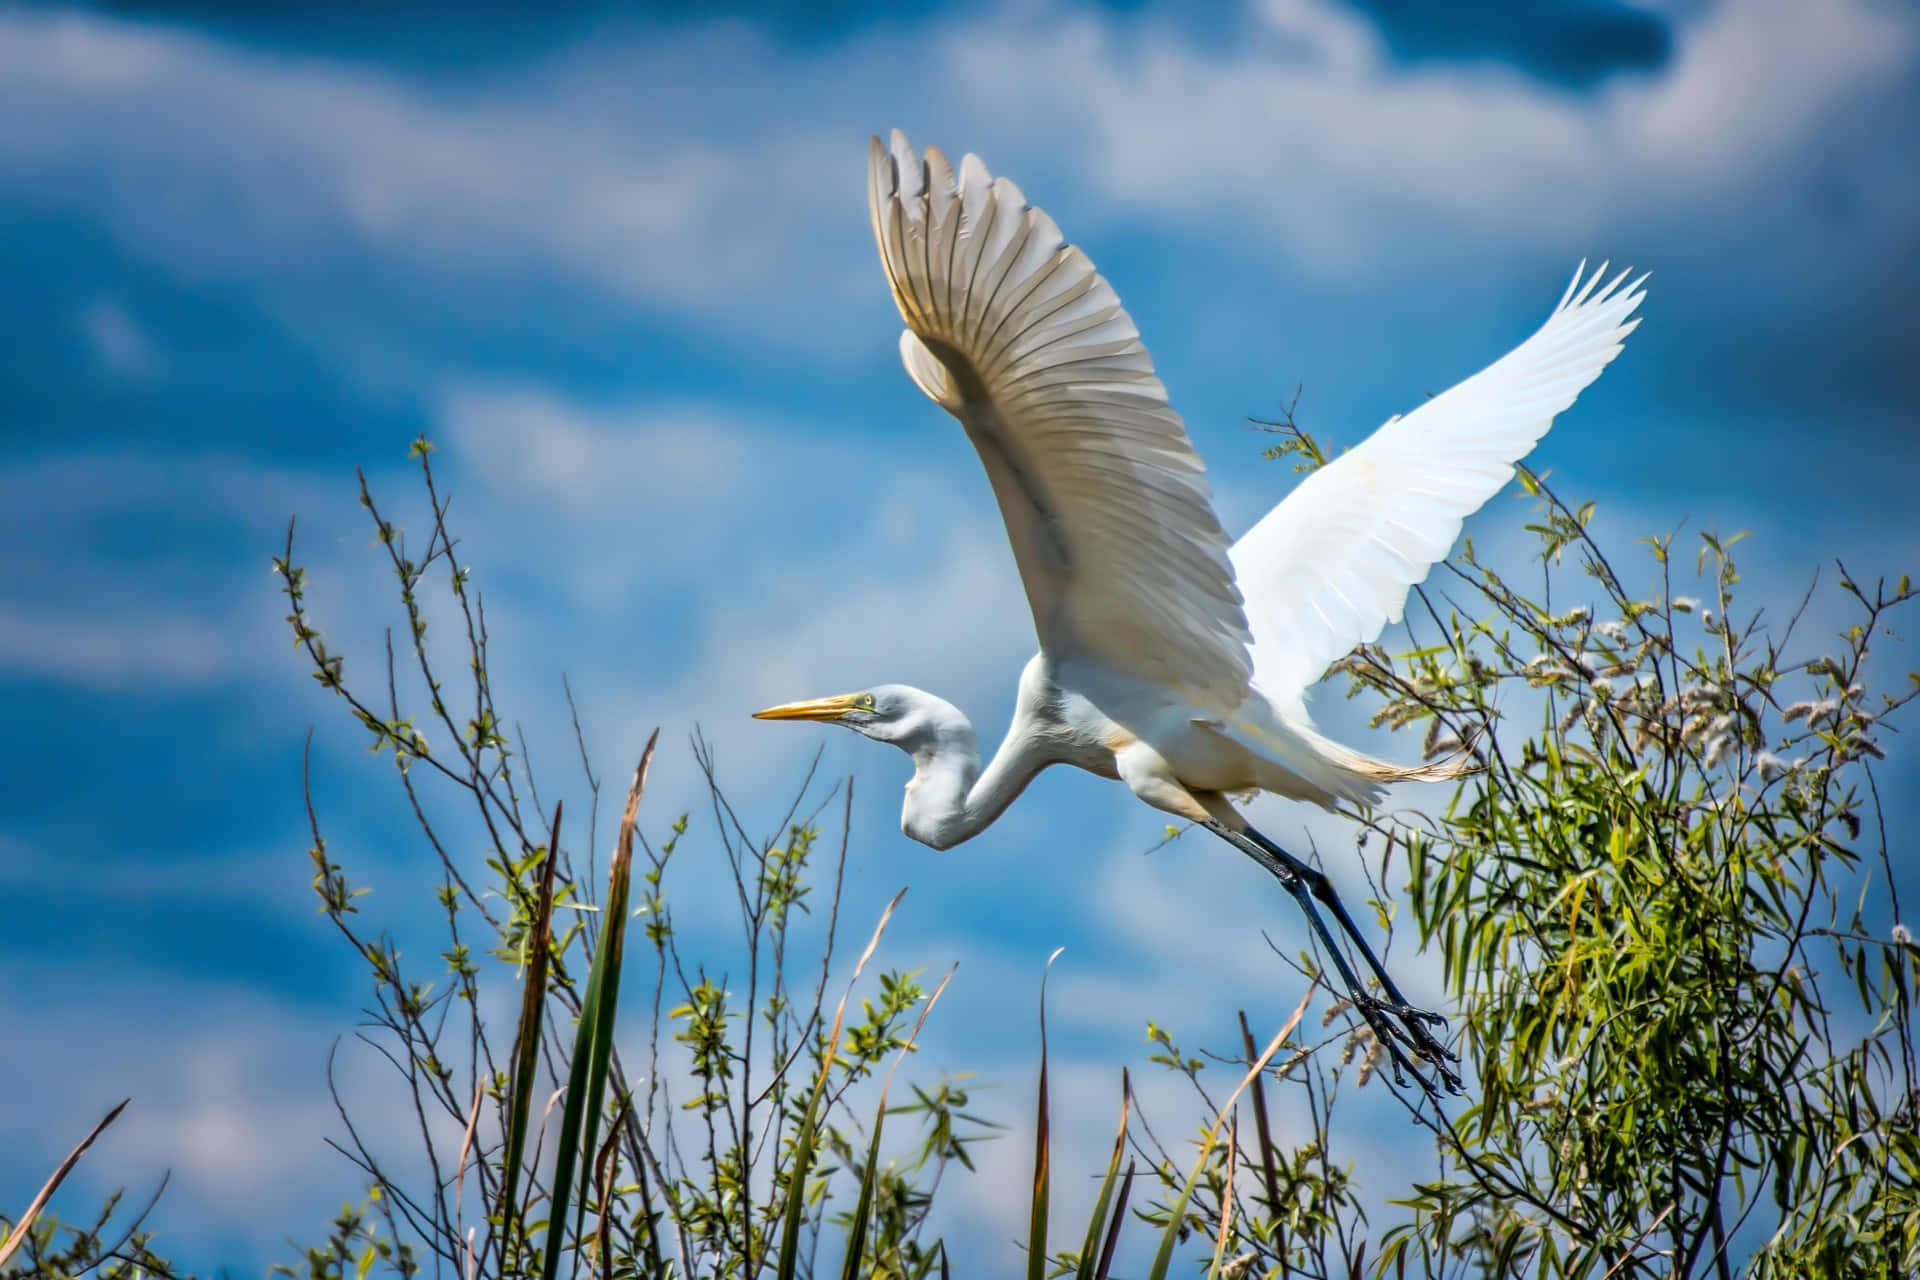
1072, 1072, 1132, 1280
775, 887, 910, 1280
499, 801, 565, 1265
1028, 948, 1064, 1280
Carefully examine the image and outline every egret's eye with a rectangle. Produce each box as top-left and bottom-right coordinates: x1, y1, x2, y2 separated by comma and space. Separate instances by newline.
853, 693, 878, 714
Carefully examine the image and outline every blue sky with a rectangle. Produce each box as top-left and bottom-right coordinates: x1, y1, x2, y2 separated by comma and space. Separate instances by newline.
3, 0, 1918, 1272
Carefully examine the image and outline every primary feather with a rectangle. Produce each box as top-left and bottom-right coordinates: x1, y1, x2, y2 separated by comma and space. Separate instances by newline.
1231, 262, 1648, 722
868, 130, 1255, 720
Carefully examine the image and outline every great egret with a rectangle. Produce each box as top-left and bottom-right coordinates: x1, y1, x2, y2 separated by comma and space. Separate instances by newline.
757, 131, 1646, 1094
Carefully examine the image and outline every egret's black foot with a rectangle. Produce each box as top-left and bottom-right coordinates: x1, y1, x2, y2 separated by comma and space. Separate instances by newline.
1202, 818, 1465, 1097
1362, 994, 1454, 1060
1392, 1003, 1450, 1030
1346, 990, 1460, 1097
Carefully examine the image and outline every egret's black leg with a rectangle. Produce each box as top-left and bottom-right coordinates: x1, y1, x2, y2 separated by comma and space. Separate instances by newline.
1204, 820, 1461, 1097
1236, 826, 1444, 1027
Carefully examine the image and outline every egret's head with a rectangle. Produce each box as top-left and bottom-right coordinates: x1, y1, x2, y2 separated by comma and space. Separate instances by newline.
752, 684, 969, 755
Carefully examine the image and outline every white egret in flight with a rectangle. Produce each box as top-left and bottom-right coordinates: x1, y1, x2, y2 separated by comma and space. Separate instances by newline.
758, 131, 1645, 1094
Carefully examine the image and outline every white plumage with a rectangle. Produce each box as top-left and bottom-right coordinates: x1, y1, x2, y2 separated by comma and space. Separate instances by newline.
837, 129, 1646, 810
870, 130, 1254, 722
758, 131, 1647, 1092
1233, 264, 1645, 721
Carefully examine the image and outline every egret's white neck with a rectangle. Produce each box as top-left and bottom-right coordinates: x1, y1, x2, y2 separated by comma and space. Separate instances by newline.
899, 712, 1049, 851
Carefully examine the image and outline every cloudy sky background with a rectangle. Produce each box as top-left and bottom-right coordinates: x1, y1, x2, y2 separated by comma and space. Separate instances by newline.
4, 0, 1918, 1272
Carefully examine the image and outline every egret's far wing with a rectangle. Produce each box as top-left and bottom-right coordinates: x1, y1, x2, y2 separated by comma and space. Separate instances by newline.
1232, 262, 1647, 717
870, 131, 1252, 716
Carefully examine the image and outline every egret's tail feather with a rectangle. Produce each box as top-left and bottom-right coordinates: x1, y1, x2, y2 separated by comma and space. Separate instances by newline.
1224, 702, 1478, 811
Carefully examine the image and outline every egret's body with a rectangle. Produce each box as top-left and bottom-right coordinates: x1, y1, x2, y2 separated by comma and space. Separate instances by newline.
866, 650, 1398, 851
759, 132, 1647, 1094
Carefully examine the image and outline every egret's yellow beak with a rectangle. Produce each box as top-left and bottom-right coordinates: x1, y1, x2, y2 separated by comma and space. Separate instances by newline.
752, 694, 862, 722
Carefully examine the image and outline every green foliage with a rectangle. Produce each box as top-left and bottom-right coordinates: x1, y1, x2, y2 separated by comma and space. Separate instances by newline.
0, 1183, 177, 1280
262, 445, 990, 1278
1128, 1000, 1363, 1280
1342, 470, 1919, 1278
273, 1199, 418, 1280
17, 425, 1915, 1280
1125, 438, 1917, 1278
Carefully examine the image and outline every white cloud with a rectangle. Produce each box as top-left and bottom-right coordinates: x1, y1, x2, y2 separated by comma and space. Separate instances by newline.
76, 296, 165, 380
0, 981, 386, 1271
689, 531, 1026, 717
0, 450, 358, 692
6, 0, 1911, 379
435, 382, 785, 594
0, 449, 343, 530
0, 10, 875, 355
0, 602, 233, 690
441, 383, 753, 511
938, 0, 1916, 278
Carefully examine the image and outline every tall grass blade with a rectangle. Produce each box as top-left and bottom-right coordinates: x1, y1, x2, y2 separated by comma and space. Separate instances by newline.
774, 886, 910, 1280
1203, 1113, 1238, 1280
839, 1106, 886, 1280
453, 1078, 484, 1269
571, 733, 654, 1251
0, 1098, 128, 1270
502, 799, 564, 1262
593, 1094, 633, 1277
840, 965, 956, 1280
1237, 1010, 1284, 1217
1094, 1163, 1135, 1280
1072, 1070, 1132, 1280
1146, 986, 1313, 1280
1028, 946, 1065, 1280
543, 732, 656, 1280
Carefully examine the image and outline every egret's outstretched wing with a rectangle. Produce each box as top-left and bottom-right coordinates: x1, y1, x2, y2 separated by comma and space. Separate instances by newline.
1232, 262, 1647, 718
870, 130, 1252, 716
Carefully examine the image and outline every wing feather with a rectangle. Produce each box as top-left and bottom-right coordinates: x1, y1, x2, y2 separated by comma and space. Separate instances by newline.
1232, 261, 1647, 719
870, 131, 1253, 714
